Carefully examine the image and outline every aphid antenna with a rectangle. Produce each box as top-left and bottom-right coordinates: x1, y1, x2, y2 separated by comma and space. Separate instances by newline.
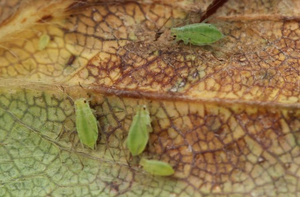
59, 83, 91, 106
71, 149, 85, 170
106, 146, 116, 162
0, 44, 21, 62
68, 130, 80, 149
95, 106, 124, 117
99, 135, 117, 162
154, 16, 171, 41
78, 155, 84, 170
55, 85, 84, 145
77, 82, 94, 102
55, 124, 66, 140
120, 138, 131, 167
171, 18, 188, 29
122, 150, 132, 168
135, 91, 153, 108
57, 85, 75, 104
62, 141, 86, 170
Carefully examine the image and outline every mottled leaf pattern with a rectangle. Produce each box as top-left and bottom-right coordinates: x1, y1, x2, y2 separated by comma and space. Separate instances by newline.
0, 0, 299, 196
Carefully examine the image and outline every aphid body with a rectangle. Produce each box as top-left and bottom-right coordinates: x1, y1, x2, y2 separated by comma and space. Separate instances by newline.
38, 34, 50, 50
127, 105, 152, 156
75, 98, 98, 149
140, 158, 175, 176
171, 23, 223, 46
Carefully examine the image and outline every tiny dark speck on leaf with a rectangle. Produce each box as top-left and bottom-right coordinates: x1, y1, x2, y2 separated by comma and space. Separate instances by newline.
66, 55, 76, 66
38, 15, 53, 23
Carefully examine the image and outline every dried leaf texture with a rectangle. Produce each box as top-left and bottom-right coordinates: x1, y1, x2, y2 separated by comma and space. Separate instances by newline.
0, 0, 22, 24
0, 0, 299, 197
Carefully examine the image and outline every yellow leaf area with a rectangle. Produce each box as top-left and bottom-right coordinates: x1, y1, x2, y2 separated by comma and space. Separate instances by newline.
0, 0, 299, 197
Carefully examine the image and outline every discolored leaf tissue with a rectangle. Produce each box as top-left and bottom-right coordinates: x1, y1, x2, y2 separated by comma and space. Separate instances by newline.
0, 0, 299, 196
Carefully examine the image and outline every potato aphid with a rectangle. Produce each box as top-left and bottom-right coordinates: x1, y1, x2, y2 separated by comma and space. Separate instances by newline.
127, 105, 152, 156
140, 158, 175, 176
38, 34, 50, 50
75, 98, 98, 149
171, 23, 223, 46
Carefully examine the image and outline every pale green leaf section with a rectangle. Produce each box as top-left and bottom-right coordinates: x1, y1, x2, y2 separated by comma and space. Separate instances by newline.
0, 86, 184, 196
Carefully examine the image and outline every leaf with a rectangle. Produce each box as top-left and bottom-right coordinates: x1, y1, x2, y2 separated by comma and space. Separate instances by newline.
0, 0, 299, 196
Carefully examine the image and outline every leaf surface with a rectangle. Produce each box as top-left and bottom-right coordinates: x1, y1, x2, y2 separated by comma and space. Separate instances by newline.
0, 0, 299, 196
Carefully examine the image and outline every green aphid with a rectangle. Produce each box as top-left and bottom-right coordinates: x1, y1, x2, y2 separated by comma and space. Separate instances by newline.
75, 98, 98, 149
127, 105, 152, 156
140, 158, 175, 176
38, 34, 50, 50
171, 23, 224, 46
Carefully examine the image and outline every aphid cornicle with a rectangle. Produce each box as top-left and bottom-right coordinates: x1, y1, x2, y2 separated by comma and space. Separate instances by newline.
140, 158, 175, 176
171, 23, 224, 46
75, 98, 98, 149
127, 105, 152, 156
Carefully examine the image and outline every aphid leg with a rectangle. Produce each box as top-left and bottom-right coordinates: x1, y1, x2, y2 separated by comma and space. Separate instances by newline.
94, 141, 97, 150
128, 154, 134, 164
79, 140, 85, 150
121, 137, 132, 167
147, 124, 153, 133
47, 142, 64, 167
106, 144, 116, 162
125, 155, 131, 168
108, 147, 116, 161
69, 130, 80, 150
78, 82, 94, 102
184, 14, 190, 25
189, 38, 192, 51
55, 125, 65, 140
171, 34, 179, 45
62, 129, 85, 170
154, 16, 171, 41
147, 137, 154, 152
98, 123, 115, 161
57, 85, 74, 105
102, 132, 116, 162
96, 120, 101, 129
183, 38, 189, 45
75, 154, 85, 170
86, 92, 94, 102
0, 44, 21, 61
